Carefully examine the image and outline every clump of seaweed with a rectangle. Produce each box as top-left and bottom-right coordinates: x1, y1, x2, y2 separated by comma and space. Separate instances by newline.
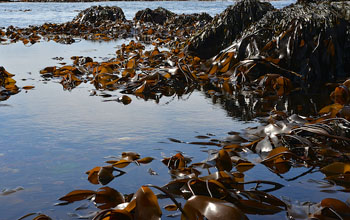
0, 66, 19, 101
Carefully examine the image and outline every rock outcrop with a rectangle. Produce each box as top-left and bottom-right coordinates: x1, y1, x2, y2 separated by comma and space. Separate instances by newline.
186, 0, 274, 59
204, 0, 350, 85
72, 6, 125, 26
134, 7, 175, 25
165, 12, 212, 28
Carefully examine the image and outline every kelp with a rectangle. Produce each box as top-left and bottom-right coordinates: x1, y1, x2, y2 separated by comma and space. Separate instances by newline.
25, 80, 350, 215
205, 1, 350, 86
15, 75, 350, 218
20, 110, 350, 219
0, 66, 19, 101
0, 5, 210, 49
39, 40, 200, 102
284, 197, 350, 219
4, 2, 350, 118
48, 145, 289, 219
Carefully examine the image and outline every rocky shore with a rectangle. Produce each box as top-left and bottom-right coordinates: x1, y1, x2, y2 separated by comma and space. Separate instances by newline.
1, 0, 350, 102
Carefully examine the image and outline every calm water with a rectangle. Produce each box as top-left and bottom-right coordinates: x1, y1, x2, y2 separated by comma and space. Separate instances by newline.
2, 1, 346, 220
0, 40, 254, 219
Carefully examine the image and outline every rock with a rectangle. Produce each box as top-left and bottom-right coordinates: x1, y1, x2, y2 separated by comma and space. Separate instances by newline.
165, 12, 212, 28
186, 0, 274, 59
134, 7, 175, 25
224, 0, 350, 84
204, 0, 350, 86
72, 6, 125, 26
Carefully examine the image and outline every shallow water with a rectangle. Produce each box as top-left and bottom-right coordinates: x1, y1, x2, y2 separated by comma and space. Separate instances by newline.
2, 1, 349, 219
0, 39, 258, 219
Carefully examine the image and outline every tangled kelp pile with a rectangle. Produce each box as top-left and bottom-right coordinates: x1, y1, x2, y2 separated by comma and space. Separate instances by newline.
0, 6, 209, 45
1, 0, 349, 106
3, 0, 350, 219
39, 40, 199, 103
35, 1, 350, 117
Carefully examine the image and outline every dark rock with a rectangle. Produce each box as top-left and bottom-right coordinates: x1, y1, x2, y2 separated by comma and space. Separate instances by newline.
165, 12, 212, 28
235, 1, 350, 50
134, 7, 175, 25
186, 0, 274, 59
209, 0, 350, 85
72, 6, 125, 26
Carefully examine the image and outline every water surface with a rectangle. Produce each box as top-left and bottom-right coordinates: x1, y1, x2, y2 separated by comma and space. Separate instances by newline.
0, 39, 258, 219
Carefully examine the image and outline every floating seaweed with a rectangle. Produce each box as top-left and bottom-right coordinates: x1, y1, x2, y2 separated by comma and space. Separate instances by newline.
0, 66, 19, 101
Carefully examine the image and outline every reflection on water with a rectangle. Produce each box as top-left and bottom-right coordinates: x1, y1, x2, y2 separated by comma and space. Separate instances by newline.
201, 86, 333, 121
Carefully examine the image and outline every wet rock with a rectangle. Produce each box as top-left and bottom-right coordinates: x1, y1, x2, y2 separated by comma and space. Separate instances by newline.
165, 12, 212, 28
134, 12, 210, 47
216, 0, 350, 84
72, 6, 125, 26
134, 7, 175, 25
187, 0, 274, 59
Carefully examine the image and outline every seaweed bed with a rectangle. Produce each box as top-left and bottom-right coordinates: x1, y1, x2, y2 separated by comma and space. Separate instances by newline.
2, 0, 350, 219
